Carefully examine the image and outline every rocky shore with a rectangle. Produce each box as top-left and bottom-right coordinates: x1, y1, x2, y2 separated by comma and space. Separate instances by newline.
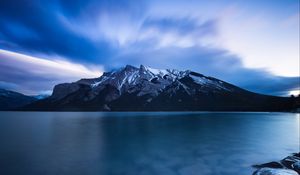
252, 153, 300, 175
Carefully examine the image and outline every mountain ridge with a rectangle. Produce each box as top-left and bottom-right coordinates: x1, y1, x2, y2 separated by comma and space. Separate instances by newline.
22, 65, 299, 111
0, 89, 38, 110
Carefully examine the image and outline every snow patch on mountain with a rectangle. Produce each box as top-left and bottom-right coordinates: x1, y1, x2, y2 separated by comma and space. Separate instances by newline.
91, 76, 109, 88
189, 74, 209, 85
86, 65, 233, 99
145, 66, 168, 76
188, 74, 232, 92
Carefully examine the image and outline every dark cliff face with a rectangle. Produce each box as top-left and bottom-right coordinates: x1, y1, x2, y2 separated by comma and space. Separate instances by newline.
0, 89, 37, 110
24, 65, 298, 111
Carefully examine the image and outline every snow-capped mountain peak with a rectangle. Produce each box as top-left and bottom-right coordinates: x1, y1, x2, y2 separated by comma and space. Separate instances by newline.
50, 65, 237, 103
142, 65, 168, 76
25, 65, 297, 111
87, 65, 231, 92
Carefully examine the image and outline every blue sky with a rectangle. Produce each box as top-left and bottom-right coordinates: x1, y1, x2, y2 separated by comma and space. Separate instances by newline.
0, 0, 299, 96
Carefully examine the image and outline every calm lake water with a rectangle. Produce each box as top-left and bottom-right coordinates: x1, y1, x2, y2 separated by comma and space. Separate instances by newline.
0, 112, 299, 175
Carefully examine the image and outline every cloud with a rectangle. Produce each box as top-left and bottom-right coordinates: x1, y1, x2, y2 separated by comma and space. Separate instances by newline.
0, 0, 298, 96
56, 0, 148, 47
135, 17, 218, 48
0, 49, 102, 95
281, 12, 300, 27
142, 17, 217, 36
0, 81, 19, 90
108, 45, 299, 96
61, 14, 218, 49
0, 0, 115, 64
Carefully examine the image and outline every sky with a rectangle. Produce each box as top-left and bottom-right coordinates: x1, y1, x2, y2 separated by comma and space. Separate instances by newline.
0, 0, 299, 96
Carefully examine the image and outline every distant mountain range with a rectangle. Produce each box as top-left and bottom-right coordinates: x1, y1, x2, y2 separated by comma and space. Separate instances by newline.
12, 65, 297, 112
0, 89, 38, 110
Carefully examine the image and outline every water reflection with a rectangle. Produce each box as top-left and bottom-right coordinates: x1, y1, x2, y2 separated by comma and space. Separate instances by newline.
0, 112, 298, 175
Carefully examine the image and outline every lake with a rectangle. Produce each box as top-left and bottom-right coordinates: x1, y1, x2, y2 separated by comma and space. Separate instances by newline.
0, 112, 299, 175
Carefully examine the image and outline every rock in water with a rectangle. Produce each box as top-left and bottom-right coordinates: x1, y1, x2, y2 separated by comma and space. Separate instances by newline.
253, 162, 284, 169
252, 168, 298, 175
252, 153, 300, 175
292, 161, 300, 173
281, 154, 300, 170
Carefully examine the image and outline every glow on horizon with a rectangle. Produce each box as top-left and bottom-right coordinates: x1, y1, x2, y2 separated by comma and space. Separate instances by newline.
289, 89, 300, 97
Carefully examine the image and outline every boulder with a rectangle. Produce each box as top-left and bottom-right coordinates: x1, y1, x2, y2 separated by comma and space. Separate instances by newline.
252, 168, 298, 175
253, 153, 300, 175
253, 162, 284, 169
281, 155, 300, 169
291, 161, 300, 173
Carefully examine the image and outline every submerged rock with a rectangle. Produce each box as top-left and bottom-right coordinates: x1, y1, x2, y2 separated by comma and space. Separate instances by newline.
292, 161, 300, 173
253, 162, 284, 169
281, 155, 300, 169
252, 153, 300, 175
252, 168, 298, 175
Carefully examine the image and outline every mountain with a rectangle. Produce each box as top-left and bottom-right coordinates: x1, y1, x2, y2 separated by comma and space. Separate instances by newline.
0, 89, 37, 110
24, 65, 298, 111
32, 94, 50, 100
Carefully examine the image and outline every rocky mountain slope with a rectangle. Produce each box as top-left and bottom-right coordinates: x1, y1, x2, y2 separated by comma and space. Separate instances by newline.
0, 89, 37, 110
24, 65, 298, 111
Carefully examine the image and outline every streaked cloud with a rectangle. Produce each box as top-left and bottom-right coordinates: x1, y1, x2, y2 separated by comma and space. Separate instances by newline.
0, 0, 298, 96
109, 46, 299, 96
0, 49, 102, 95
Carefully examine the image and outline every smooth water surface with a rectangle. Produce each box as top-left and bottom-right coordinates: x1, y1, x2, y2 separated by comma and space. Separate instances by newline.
0, 112, 299, 175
